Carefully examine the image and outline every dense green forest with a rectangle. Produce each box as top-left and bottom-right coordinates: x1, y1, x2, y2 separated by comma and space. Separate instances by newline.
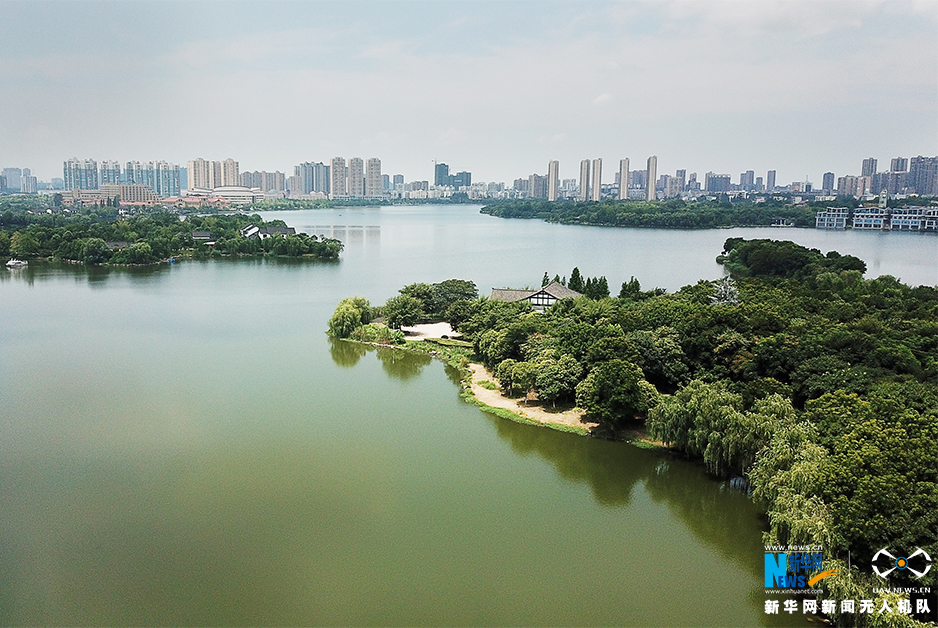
0, 204, 342, 264
482, 198, 848, 228
330, 238, 937, 626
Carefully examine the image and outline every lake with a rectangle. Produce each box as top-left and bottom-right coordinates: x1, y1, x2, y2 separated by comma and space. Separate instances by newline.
1, 205, 934, 626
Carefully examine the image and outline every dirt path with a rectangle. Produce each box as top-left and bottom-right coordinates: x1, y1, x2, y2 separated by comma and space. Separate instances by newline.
466, 363, 600, 432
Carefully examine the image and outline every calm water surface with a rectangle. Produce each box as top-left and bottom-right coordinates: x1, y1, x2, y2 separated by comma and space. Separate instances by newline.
3, 205, 933, 626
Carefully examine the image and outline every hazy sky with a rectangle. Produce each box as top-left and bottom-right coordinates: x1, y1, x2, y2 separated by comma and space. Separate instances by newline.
1, 0, 936, 185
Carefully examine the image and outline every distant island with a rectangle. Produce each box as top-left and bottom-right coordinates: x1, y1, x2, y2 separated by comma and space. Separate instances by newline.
0, 200, 342, 265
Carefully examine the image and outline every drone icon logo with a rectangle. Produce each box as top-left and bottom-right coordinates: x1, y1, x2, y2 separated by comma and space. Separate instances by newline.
872, 547, 932, 579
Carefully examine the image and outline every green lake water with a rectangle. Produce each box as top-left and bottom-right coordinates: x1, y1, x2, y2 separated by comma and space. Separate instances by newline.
2, 206, 934, 625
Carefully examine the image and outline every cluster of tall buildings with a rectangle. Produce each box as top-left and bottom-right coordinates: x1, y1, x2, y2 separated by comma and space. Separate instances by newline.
289, 162, 331, 195
60, 158, 183, 197
186, 158, 239, 191
820, 156, 938, 198
509, 154, 938, 202
433, 163, 472, 189
0, 167, 38, 194
516, 157, 660, 202
54, 155, 398, 202
241, 170, 286, 192
654, 156, 937, 200
327, 157, 384, 199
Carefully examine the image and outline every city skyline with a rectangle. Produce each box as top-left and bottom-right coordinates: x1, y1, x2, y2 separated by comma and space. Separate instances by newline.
1, 1, 935, 184
7, 150, 935, 200
5, 150, 934, 193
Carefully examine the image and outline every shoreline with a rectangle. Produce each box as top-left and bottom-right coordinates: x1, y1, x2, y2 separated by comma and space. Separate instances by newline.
344, 335, 666, 448
462, 362, 665, 447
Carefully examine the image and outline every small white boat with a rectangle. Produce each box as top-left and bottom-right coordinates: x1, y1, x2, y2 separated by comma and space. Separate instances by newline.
6, 259, 28, 268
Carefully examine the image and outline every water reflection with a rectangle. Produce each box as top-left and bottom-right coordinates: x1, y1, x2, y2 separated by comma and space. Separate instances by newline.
483, 410, 777, 594
0, 265, 34, 285
311, 225, 381, 245
193, 256, 340, 269
269, 256, 340, 268
345, 226, 364, 244
644, 458, 766, 577
0, 260, 173, 286
489, 416, 649, 507
328, 339, 433, 381
375, 346, 432, 381
0, 257, 343, 289
442, 363, 464, 386
329, 338, 367, 367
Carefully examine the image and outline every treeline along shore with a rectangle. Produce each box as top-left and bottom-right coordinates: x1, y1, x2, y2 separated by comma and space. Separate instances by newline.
480, 197, 938, 229
0, 199, 342, 264
329, 238, 937, 627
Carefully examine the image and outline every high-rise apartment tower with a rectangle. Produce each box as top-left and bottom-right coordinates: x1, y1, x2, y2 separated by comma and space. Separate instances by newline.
347, 158, 364, 196
365, 158, 382, 197
591, 158, 602, 202
646, 156, 657, 201
434, 163, 449, 187
2, 167, 22, 191
578, 160, 590, 201
907, 156, 938, 196
548, 160, 559, 201
618, 159, 629, 200
64, 158, 99, 190
675, 169, 686, 192
330, 157, 347, 198
219, 159, 239, 186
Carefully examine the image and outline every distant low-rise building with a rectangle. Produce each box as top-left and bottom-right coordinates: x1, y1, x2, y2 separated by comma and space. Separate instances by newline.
815, 207, 849, 229
852, 207, 888, 229
888, 207, 927, 231
99, 183, 161, 204
188, 186, 263, 205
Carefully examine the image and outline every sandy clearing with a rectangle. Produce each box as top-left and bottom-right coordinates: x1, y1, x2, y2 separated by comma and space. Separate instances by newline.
401, 322, 459, 339
466, 363, 601, 432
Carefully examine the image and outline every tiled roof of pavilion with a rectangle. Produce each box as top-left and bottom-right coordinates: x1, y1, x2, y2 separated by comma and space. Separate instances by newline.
490, 281, 582, 302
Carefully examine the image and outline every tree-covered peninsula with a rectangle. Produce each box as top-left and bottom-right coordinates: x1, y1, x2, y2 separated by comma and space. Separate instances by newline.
330, 238, 937, 626
0, 205, 342, 264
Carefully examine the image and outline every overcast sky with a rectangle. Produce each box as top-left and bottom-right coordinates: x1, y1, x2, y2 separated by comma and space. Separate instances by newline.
1, 0, 936, 185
